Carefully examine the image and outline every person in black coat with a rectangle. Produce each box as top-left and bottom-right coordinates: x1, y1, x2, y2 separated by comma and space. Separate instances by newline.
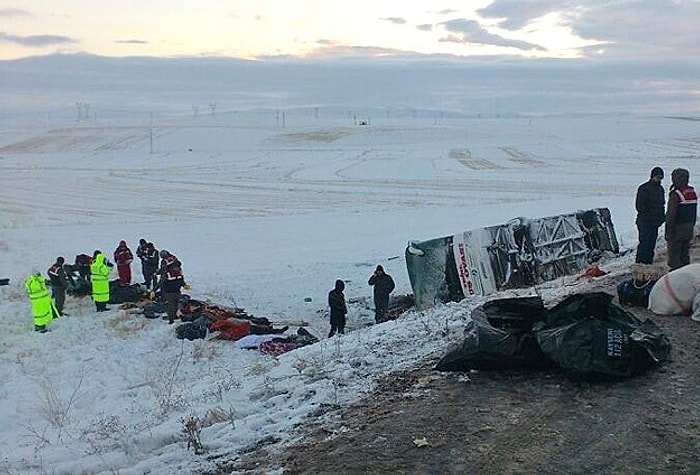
47, 256, 70, 316
328, 279, 347, 337
368, 265, 395, 324
635, 166, 665, 264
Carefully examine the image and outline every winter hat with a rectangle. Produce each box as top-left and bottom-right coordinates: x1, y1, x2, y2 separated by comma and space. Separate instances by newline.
335, 279, 345, 291
56, 256, 65, 265
672, 168, 690, 186
375, 265, 384, 273
119, 240, 126, 247
650, 167, 664, 178
160, 249, 169, 258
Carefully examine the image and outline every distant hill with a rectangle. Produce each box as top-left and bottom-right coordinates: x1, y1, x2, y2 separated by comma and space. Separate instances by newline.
1, 53, 699, 120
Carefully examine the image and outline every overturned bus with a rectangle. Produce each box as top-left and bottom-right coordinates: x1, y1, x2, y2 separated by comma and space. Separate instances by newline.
405, 208, 619, 309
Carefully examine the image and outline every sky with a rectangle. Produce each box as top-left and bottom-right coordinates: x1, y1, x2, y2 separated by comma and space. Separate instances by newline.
2, 0, 700, 61
1, 101, 696, 472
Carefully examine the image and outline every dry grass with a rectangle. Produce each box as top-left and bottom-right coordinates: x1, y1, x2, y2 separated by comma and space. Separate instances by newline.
106, 310, 148, 337
37, 371, 84, 430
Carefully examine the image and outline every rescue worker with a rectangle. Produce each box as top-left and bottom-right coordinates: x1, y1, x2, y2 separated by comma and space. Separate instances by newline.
137, 241, 159, 289
328, 279, 348, 337
154, 249, 187, 324
665, 168, 698, 270
114, 240, 134, 287
136, 238, 149, 285
368, 265, 395, 324
25, 271, 58, 332
90, 250, 112, 311
47, 256, 70, 316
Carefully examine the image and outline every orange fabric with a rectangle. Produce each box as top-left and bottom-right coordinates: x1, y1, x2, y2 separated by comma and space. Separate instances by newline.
210, 319, 251, 340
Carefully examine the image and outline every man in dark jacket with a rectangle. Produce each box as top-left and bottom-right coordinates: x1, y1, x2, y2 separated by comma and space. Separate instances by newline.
47, 256, 70, 316
328, 279, 347, 337
635, 167, 665, 264
137, 240, 159, 289
665, 168, 697, 270
368, 265, 395, 324
136, 238, 149, 285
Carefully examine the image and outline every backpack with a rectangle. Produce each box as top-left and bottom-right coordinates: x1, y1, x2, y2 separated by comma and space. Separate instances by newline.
617, 278, 656, 308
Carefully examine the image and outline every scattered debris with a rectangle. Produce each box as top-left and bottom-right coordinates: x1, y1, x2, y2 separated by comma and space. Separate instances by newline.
413, 437, 431, 447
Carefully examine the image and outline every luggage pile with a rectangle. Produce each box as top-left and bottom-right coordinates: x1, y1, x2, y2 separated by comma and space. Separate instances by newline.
436, 292, 671, 379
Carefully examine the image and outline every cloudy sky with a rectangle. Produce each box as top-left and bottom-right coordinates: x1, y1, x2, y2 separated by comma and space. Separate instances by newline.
1, 0, 699, 61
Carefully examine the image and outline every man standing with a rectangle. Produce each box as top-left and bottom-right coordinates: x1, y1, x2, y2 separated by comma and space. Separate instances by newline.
136, 239, 159, 289
25, 271, 58, 332
368, 265, 395, 324
635, 167, 666, 264
47, 256, 70, 316
90, 250, 112, 312
328, 279, 348, 337
143, 242, 159, 289
136, 238, 148, 283
665, 168, 697, 270
155, 250, 186, 324
114, 240, 134, 287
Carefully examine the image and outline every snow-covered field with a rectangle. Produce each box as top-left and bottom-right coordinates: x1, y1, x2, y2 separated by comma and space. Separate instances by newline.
1, 105, 699, 473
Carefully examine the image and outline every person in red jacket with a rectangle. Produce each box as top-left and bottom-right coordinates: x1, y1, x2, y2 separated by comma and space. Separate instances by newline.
114, 240, 134, 287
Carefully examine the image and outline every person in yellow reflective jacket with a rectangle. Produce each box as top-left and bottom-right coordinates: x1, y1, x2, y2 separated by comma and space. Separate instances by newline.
25, 271, 58, 332
90, 250, 112, 312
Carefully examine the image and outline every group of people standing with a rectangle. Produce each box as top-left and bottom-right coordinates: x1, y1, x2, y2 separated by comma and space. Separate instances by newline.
25, 238, 187, 332
635, 167, 697, 269
327, 264, 395, 337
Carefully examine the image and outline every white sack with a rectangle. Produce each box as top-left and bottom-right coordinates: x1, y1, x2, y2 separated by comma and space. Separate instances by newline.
648, 263, 700, 320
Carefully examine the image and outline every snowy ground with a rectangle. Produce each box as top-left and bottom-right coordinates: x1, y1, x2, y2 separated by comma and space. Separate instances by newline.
0, 109, 698, 473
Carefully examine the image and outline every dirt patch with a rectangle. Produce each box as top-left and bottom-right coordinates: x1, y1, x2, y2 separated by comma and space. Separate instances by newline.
266, 309, 700, 474
281, 129, 350, 143
230, 245, 700, 474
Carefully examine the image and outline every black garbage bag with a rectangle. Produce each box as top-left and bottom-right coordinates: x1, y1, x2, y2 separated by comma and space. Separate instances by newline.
109, 281, 145, 304
435, 296, 553, 371
535, 292, 671, 378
